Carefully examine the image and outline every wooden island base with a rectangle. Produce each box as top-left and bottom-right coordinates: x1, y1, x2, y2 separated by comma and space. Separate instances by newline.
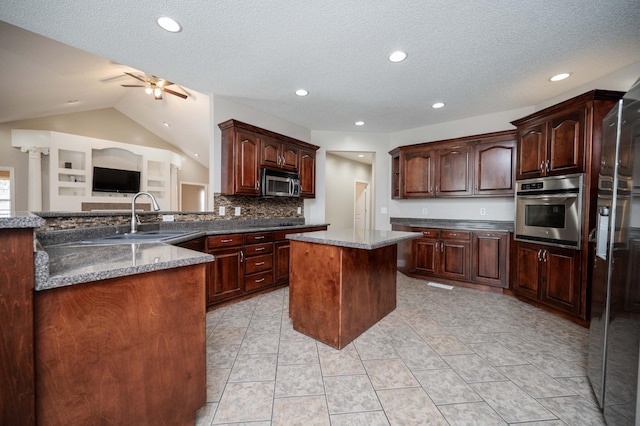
289, 241, 397, 349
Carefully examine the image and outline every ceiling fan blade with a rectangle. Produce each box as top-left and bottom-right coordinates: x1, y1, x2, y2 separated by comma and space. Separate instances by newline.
121, 84, 145, 87
124, 72, 147, 83
163, 88, 188, 99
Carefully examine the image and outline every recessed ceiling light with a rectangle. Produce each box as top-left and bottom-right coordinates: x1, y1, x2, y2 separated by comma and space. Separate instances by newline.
157, 16, 181, 33
550, 72, 571, 82
389, 51, 407, 63
355, 121, 365, 126
432, 102, 445, 109
295, 89, 309, 97
194, 153, 199, 157
358, 154, 364, 158
163, 122, 170, 127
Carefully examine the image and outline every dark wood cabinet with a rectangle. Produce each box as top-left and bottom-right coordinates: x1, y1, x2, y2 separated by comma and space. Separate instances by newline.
471, 231, 508, 288
274, 240, 291, 284
299, 148, 317, 198
409, 226, 509, 290
261, 136, 299, 172
401, 148, 435, 198
436, 146, 472, 197
512, 241, 581, 315
474, 135, 516, 196
219, 119, 319, 198
243, 232, 274, 292
391, 130, 517, 199
207, 234, 244, 304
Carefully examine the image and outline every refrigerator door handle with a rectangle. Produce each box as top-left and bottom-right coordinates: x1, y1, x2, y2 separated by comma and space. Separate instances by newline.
595, 206, 610, 260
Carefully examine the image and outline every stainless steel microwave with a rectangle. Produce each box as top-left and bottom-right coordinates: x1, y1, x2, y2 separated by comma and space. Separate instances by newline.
261, 168, 300, 197
515, 173, 584, 249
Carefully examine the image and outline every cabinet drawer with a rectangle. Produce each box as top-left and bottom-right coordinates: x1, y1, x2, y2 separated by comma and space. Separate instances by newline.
413, 228, 440, 238
244, 232, 274, 244
441, 230, 470, 240
244, 253, 273, 275
244, 242, 273, 256
244, 270, 274, 291
208, 234, 243, 248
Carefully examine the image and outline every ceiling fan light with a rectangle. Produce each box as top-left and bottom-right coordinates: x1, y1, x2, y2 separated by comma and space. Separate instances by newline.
144, 86, 153, 95
153, 87, 163, 97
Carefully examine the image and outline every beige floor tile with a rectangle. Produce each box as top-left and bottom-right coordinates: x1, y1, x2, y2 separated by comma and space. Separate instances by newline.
376, 387, 448, 425
362, 358, 419, 390
212, 381, 274, 424
272, 395, 330, 426
323, 374, 381, 414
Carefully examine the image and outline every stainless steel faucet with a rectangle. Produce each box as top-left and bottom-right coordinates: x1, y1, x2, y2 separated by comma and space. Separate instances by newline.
130, 191, 160, 234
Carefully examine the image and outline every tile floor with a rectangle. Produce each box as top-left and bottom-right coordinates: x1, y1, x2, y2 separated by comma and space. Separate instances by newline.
195, 273, 605, 425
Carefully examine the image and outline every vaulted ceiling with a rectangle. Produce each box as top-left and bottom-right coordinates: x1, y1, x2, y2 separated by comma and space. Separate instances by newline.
1, 1, 639, 169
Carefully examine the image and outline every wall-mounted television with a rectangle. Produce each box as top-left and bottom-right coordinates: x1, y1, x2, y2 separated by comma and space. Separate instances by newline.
92, 166, 141, 194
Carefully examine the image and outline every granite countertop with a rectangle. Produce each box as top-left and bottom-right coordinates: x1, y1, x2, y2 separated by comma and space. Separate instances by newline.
36, 243, 214, 291
286, 228, 421, 250
35, 221, 329, 291
390, 217, 514, 232
0, 212, 45, 229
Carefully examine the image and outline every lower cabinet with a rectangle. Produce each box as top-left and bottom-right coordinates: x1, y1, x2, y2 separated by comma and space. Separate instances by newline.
208, 243, 244, 304
411, 227, 508, 289
512, 241, 581, 315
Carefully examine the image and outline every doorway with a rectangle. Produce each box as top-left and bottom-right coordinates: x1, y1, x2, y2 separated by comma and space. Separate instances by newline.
0, 167, 15, 216
180, 182, 207, 212
354, 180, 371, 232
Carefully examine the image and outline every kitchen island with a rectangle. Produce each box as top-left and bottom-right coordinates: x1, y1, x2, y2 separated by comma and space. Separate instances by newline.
287, 229, 420, 349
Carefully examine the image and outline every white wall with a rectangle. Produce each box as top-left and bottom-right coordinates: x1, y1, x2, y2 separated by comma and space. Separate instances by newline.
325, 153, 372, 229
310, 131, 391, 228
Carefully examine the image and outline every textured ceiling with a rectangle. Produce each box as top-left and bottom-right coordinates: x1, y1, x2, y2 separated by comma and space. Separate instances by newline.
1, 0, 640, 165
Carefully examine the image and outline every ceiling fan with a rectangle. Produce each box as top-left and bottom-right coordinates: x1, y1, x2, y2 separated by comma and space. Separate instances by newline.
121, 72, 188, 100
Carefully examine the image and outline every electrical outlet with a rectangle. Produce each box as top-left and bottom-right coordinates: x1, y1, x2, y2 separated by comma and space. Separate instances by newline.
234, 206, 241, 216
297, 207, 302, 214
162, 214, 174, 222
218, 206, 226, 216
381, 207, 388, 214
480, 207, 486, 216
422, 208, 428, 215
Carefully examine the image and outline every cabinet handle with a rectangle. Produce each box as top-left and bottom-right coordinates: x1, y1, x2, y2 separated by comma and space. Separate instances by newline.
537, 249, 542, 261
255, 278, 265, 283
221, 239, 233, 243
545, 160, 550, 173
240, 250, 244, 263
540, 161, 545, 172
255, 261, 265, 266
254, 236, 265, 240
542, 249, 547, 262
451, 233, 457, 236
255, 247, 265, 251
440, 241, 444, 252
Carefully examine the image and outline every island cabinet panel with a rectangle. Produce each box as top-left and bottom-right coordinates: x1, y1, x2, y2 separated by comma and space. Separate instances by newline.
436, 146, 473, 196
34, 265, 207, 426
289, 241, 396, 349
0, 229, 36, 426
471, 231, 509, 288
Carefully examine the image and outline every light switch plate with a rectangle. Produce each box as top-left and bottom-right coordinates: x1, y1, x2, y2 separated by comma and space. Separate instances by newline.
162, 214, 174, 222
480, 208, 486, 216
381, 207, 388, 214
218, 206, 226, 216
234, 206, 241, 216
422, 208, 428, 215
297, 207, 302, 214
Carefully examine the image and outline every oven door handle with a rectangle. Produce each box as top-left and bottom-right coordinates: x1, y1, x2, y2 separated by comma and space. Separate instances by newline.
517, 194, 575, 201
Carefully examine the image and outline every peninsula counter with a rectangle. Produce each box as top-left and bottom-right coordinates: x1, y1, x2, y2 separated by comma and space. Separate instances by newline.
287, 229, 420, 349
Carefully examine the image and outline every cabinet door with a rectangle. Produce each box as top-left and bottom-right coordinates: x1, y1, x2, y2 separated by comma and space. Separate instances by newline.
517, 124, 546, 179
299, 148, 316, 198
281, 142, 299, 172
274, 240, 291, 284
436, 146, 472, 196
548, 108, 585, 175
207, 247, 244, 304
260, 136, 281, 169
471, 231, 508, 287
540, 246, 581, 314
234, 131, 261, 195
402, 149, 435, 198
439, 238, 470, 281
512, 242, 541, 299
413, 238, 439, 275
391, 152, 401, 199
474, 139, 516, 196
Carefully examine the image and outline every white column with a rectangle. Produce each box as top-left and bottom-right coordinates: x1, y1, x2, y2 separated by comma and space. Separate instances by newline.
21, 147, 48, 211
170, 164, 179, 211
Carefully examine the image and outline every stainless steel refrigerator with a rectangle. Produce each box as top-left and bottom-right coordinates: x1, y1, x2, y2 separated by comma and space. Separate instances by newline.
588, 77, 640, 425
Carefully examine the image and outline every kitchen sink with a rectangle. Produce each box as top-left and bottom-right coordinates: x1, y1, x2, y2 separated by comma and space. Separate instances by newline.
80, 230, 197, 245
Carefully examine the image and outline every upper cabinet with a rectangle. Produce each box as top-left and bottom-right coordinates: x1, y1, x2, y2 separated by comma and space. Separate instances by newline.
511, 90, 624, 180
219, 119, 319, 198
390, 130, 516, 199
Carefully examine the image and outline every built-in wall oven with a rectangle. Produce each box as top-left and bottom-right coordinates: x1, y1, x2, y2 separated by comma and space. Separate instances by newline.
515, 173, 585, 249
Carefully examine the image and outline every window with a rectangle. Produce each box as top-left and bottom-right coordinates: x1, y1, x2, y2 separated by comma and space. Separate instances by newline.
0, 168, 14, 216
